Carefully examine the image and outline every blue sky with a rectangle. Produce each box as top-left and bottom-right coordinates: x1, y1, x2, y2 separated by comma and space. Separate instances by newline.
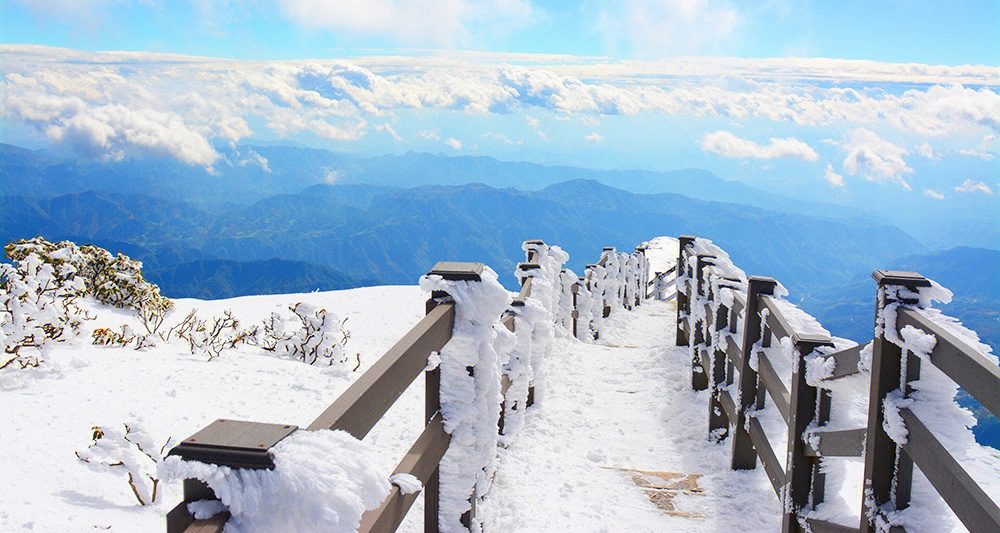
2, 0, 998, 217
4, 1, 999, 64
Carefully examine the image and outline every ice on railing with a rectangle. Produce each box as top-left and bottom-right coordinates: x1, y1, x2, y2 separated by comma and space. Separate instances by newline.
860, 276, 1000, 533
420, 265, 512, 532
159, 429, 390, 533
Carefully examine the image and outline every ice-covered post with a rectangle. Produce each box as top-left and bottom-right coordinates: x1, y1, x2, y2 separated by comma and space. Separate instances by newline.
860, 271, 930, 533
421, 262, 511, 533
708, 277, 740, 441
782, 334, 834, 533
690, 253, 715, 391
732, 276, 776, 470
675, 236, 696, 346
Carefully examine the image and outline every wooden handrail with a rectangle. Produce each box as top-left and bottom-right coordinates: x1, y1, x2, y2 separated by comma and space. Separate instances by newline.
358, 413, 451, 533
895, 307, 1000, 419
899, 408, 1000, 533
307, 302, 455, 435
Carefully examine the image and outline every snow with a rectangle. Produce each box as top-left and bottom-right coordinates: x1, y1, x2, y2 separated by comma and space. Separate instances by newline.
420, 266, 511, 533
1, 285, 432, 532
389, 473, 423, 496
159, 429, 390, 533
5, 236, 1000, 533
480, 299, 783, 532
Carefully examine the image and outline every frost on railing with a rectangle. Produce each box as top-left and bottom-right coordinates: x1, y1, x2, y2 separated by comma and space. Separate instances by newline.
863, 274, 1000, 533
420, 265, 512, 532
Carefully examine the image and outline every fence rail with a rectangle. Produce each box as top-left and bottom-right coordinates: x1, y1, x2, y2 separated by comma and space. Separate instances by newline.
164, 240, 651, 533
676, 235, 1000, 533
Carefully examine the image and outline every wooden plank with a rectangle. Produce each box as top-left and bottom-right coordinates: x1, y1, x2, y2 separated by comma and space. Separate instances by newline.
358, 413, 451, 533
759, 295, 793, 341
747, 416, 784, 496
307, 303, 455, 436
427, 262, 485, 281
501, 312, 515, 332
783, 338, 833, 533
732, 277, 777, 471
719, 389, 737, 422
804, 428, 865, 458
823, 342, 867, 380
806, 518, 859, 533
726, 335, 742, 371
896, 308, 1000, 419
757, 350, 790, 422
732, 291, 746, 318
511, 276, 534, 307
899, 408, 1000, 533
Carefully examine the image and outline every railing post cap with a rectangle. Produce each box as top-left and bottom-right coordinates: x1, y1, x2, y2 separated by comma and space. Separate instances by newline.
427, 261, 485, 281
523, 239, 546, 246
602, 246, 615, 252
679, 235, 696, 244
792, 332, 834, 347
872, 270, 931, 288
517, 262, 541, 271
586, 263, 597, 269
168, 419, 298, 470
748, 275, 778, 285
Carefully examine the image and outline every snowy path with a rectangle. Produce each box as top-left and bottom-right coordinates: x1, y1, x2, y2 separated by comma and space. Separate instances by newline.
480, 299, 781, 532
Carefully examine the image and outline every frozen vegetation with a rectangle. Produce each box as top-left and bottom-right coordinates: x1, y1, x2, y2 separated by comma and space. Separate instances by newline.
1, 236, 998, 532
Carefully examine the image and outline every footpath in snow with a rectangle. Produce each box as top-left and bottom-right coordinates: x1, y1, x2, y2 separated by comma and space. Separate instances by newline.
481, 297, 780, 532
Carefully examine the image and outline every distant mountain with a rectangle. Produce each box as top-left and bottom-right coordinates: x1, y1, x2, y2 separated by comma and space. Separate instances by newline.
1, 143, 883, 226
2, 180, 927, 298
800, 246, 1000, 450
145, 259, 375, 300
800, 246, 999, 352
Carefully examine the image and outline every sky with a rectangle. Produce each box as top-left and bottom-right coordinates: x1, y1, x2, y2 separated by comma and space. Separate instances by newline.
1, 0, 998, 214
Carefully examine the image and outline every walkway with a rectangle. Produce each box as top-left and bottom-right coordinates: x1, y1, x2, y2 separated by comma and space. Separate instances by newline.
480, 298, 781, 532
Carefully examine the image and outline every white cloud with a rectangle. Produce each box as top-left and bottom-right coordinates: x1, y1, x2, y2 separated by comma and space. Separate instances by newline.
958, 148, 995, 161
585, 132, 603, 143
323, 168, 340, 184
374, 122, 403, 142
700, 131, 818, 161
237, 149, 271, 172
3, 45, 1000, 167
524, 115, 539, 128
954, 179, 993, 196
590, 0, 740, 58
277, 0, 535, 46
418, 129, 440, 140
480, 131, 522, 145
841, 128, 913, 189
924, 189, 945, 200
823, 164, 845, 187
445, 137, 462, 150
916, 142, 937, 160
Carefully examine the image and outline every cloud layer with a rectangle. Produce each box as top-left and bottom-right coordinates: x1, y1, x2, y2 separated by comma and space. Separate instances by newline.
2, 45, 999, 171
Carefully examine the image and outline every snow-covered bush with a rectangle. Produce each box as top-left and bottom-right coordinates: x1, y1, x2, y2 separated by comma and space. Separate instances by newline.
1, 252, 91, 369
160, 309, 246, 360
5, 237, 173, 321
258, 303, 353, 368
75, 422, 173, 506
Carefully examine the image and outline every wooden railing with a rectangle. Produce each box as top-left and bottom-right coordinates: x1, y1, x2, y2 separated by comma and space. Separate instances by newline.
674, 235, 1000, 533
163, 240, 652, 533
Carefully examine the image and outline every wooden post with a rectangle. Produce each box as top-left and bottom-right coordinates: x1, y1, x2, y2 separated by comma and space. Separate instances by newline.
690, 254, 715, 391
424, 293, 447, 533
571, 281, 580, 339
860, 271, 930, 533
782, 335, 834, 533
709, 277, 740, 441
732, 276, 776, 470
676, 236, 696, 346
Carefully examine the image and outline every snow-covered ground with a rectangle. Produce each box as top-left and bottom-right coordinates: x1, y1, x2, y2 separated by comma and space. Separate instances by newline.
4, 243, 998, 532
480, 298, 781, 532
1, 286, 432, 532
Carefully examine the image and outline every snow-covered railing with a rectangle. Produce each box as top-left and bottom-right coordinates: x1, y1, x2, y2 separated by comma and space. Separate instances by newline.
162, 238, 631, 533
673, 235, 1000, 533
862, 271, 1000, 533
